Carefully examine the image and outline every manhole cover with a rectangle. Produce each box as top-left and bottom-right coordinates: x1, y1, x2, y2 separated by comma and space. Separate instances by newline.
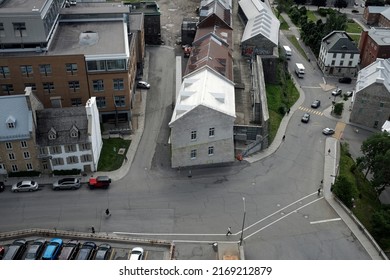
118, 148, 125, 155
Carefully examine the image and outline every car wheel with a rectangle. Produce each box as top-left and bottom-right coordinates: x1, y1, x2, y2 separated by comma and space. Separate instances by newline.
13, 189, 17, 193
71, 187, 76, 190
54, 187, 59, 191
29, 189, 33, 192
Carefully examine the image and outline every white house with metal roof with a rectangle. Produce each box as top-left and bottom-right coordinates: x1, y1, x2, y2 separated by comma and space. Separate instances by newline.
350, 58, 390, 129
169, 66, 236, 168
318, 31, 360, 77
238, 0, 279, 56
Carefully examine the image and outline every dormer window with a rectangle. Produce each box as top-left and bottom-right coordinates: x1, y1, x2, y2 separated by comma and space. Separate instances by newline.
6, 116, 16, 128
70, 125, 79, 138
48, 127, 57, 140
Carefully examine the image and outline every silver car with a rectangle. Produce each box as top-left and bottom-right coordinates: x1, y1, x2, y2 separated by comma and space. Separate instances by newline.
12, 180, 38, 192
52, 178, 81, 190
129, 247, 144, 260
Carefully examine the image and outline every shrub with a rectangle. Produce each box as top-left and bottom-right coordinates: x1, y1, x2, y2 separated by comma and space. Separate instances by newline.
52, 169, 81, 176
8, 171, 41, 177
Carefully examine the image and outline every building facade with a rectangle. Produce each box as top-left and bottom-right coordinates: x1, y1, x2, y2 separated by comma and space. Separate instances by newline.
363, 6, 390, 28
350, 59, 390, 129
0, 88, 43, 175
318, 31, 360, 77
359, 28, 390, 68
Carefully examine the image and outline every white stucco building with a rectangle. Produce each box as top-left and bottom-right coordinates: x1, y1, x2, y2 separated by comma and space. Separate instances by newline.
169, 67, 236, 168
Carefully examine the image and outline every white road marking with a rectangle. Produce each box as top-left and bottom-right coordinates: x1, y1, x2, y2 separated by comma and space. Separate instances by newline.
310, 218, 341, 224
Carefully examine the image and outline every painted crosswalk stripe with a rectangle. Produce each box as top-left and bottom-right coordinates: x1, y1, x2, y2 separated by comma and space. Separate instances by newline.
310, 218, 341, 224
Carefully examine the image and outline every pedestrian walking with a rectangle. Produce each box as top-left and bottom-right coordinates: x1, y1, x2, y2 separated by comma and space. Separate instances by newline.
91, 226, 95, 234
282, 135, 286, 141
287, 108, 290, 114
124, 155, 128, 162
105, 208, 111, 217
226, 227, 232, 236
317, 188, 321, 196
328, 148, 331, 154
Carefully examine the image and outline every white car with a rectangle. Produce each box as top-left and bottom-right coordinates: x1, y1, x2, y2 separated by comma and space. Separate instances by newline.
12, 180, 39, 192
136, 81, 150, 89
322, 128, 335, 135
129, 247, 144, 260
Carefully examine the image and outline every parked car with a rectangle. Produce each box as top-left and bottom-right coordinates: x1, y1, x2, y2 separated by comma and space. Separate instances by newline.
42, 238, 63, 260
3, 239, 27, 260
76, 242, 96, 260
94, 243, 111, 260
11, 180, 38, 192
129, 247, 144, 260
301, 113, 310, 123
136, 81, 150, 89
88, 176, 111, 189
331, 88, 342, 96
322, 128, 335, 135
311, 100, 321, 109
24, 239, 46, 260
52, 178, 81, 191
338, 77, 352, 84
346, 91, 353, 97
58, 240, 80, 260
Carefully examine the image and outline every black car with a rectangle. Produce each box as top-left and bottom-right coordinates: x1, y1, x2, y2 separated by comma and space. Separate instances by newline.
76, 242, 96, 260
339, 77, 352, 84
58, 240, 80, 260
94, 243, 111, 260
24, 239, 46, 260
311, 100, 321, 108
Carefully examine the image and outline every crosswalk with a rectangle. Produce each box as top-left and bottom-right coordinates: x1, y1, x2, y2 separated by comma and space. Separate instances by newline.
298, 106, 324, 116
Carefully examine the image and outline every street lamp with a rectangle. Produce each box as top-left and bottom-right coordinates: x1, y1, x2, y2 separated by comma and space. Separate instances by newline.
239, 197, 246, 246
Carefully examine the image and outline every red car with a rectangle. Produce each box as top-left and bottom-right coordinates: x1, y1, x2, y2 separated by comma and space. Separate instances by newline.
88, 176, 111, 189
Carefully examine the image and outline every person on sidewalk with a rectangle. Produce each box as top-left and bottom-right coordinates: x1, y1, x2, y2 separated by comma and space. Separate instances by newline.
282, 135, 286, 141
226, 227, 232, 236
91, 226, 95, 234
317, 188, 321, 196
105, 208, 111, 217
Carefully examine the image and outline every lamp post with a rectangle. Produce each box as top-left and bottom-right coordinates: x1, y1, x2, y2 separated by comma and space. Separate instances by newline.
239, 197, 246, 246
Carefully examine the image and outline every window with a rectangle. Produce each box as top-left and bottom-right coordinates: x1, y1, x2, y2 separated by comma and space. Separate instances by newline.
87, 60, 106, 72
23, 151, 30, 159
68, 81, 80, 92
71, 98, 82, 107
380, 102, 384, 107
7, 121, 15, 128
24, 83, 36, 91
0, 66, 10, 78
20, 65, 33, 77
5, 142, 12, 150
333, 53, 336, 58
107, 60, 126, 71
0, 23, 4, 37
341, 53, 345, 59
20, 141, 27, 148
52, 158, 64, 166
374, 120, 379, 128
209, 127, 215, 137
8, 153, 15, 160
208, 146, 214, 156
80, 143, 91, 151
70, 129, 78, 138
67, 156, 79, 164
114, 96, 126, 107
348, 61, 352, 66
96, 97, 106, 108
13, 22, 27, 37
43, 82, 54, 93
351, 54, 355, 59
190, 149, 197, 159
340, 61, 344, 66
2, 84, 14, 94
39, 147, 47, 155
191, 130, 197, 141
39, 64, 52, 76
93, 80, 104, 91
113, 79, 124, 90
26, 163, 33, 171
81, 154, 92, 162
65, 145, 76, 153
66, 63, 78, 74
11, 164, 18, 172
331, 60, 335, 66
49, 146, 62, 154
42, 162, 48, 170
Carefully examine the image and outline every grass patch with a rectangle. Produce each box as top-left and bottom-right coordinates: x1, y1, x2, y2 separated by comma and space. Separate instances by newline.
338, 143, 389, 251
346, 22, 363, 34
266, 73, 299, 143
348, 34, 361, 44
280, 18, 289, 30
287, 35, 309, 61
97, 138, 131, 171
307, 10, 317, 22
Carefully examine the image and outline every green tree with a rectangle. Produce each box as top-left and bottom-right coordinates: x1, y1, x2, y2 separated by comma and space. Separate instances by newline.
370, 149, 390, 195
357, 132, 390, 178
334, 0, 348, 9
332, 175, 354, 208
371, 209, 390, 239
333, 102, 344, 116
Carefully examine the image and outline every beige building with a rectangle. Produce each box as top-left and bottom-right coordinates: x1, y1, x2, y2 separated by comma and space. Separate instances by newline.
0, 88, 43, 175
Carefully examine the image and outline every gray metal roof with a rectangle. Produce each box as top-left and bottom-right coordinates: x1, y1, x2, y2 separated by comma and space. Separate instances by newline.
36, 107, 89, 147
0, 95, 32, 142
367, 28, 390, 46
322, 31, 360, 54
356, 58, 390, 93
